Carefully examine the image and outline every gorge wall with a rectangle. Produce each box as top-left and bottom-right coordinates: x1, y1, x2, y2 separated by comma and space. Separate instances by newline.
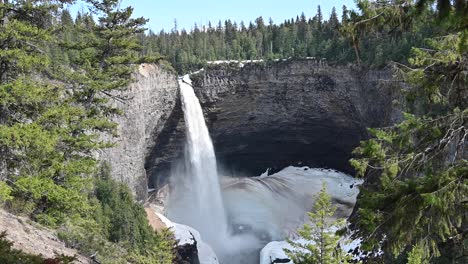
100, 63, 179, 200
146, 60, 400, 190
100, 61, 399, 196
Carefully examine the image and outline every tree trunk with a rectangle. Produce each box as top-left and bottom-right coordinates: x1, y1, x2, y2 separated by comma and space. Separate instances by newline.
352, 35, 361, 65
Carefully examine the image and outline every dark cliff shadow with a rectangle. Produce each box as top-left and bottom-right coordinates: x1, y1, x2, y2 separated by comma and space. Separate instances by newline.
145, 93, 185, 190
146, 61, 398, 189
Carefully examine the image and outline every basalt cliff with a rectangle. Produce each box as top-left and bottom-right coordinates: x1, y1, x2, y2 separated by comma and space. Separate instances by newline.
103, 60, 400, 198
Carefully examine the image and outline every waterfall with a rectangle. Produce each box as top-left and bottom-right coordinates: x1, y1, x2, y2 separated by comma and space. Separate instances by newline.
170, 75, 228, 249
168, 76, 261, 263
167, 76, 361, 264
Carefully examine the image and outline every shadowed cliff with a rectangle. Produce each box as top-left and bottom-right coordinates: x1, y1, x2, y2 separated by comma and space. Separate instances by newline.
146, 60, 400, 188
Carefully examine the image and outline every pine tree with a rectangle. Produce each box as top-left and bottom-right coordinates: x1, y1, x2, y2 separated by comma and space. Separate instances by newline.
0, 1, 174, 262
341, 5, 349, 23
315, 5, 323, 30
61, 9, 74, 27
134, 1, 438, 72
65, 0, 159, 117
285, 183, 352, 264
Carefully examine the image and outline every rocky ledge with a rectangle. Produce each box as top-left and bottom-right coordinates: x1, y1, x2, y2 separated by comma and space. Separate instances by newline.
0, 209, 89, 263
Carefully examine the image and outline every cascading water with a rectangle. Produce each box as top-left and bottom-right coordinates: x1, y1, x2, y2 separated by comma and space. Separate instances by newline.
166, 75, 362, 264
173, 75, 228, 245
168, 76, 261, 263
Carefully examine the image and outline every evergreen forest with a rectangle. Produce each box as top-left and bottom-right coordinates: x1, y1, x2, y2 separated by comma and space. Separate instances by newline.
0, 0, 466, 263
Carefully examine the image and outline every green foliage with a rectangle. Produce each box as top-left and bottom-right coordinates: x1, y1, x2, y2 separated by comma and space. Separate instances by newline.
285, 183, 354, 264
0, 180, 12, 202
94, 163, 174, 257
62, 0, 161, 119
57, 163, 174, 264
57, 216, 130, 264
138, 2, 438, 73
350, 2, 467, 262
0, 1, 174, 263
0, 0, 100, 226
408, 243, 429, 264
126, 228, 175, 264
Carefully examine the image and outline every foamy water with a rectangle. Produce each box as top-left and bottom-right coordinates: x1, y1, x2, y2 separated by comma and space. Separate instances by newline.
167, 76, 261, 263
166, 76, 362, 264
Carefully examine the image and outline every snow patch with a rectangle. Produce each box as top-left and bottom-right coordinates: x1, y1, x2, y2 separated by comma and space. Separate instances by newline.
260, 235, 383, 264
206, 59, 265, 67
222, 166, 363, 240
180, 74, 192, 85
260, 239, 310, 264
260, 241, 293, 264
156, 213, 219, 264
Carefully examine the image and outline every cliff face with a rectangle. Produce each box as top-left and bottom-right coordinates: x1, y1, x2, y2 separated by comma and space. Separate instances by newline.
146, 60, 399, 188
104, 60, 398, 195
100, 64, 179, 200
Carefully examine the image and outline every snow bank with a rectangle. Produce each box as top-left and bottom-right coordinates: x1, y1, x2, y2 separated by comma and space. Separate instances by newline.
206, 59, 264, 65
260, 236, 382, 264
156, 213, 219, 264
206, 57, 323, 67
180, 74, 193, 85
222, 166, 362, 240
260, 241, 293, 264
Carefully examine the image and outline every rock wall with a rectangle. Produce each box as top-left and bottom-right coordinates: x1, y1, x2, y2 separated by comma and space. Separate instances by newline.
146, 60, 399, 187
104, 60, 399, 194
100, 63, 179, 200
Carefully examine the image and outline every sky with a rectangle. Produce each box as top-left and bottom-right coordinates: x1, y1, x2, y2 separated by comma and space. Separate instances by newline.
69, 0, 356, 32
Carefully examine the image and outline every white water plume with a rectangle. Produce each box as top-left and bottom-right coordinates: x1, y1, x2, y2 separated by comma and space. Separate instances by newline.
167, 76, 261, 262
222, 166, 363, 241
166, 75, 362, 264
169, 75, 227, 243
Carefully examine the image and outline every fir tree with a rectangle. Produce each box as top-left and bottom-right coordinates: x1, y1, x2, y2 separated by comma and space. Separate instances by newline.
0, 1, 174, 262
285, 183, 353, 264
66, 0, 159, 116
0, 0, 97, 225
350, 1, 467, 262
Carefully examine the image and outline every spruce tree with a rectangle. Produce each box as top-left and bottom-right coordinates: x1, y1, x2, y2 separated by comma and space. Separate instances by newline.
0, 1, 174, 262
0, 0, 98, 225
285, 183, 352, 264
349, 1, 467, 262
65, 0, 159, 117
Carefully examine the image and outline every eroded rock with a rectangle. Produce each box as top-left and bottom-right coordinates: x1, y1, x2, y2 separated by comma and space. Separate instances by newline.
100, 63, 179, 200
147, 60, 399, 187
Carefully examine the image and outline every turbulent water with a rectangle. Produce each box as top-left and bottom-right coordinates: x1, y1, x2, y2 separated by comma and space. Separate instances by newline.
222, 166, 362, 241
171, 76, 228, 244
168, 76, 260, 263
167, 76, 361, 264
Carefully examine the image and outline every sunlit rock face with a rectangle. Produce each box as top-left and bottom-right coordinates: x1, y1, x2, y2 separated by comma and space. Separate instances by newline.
147, 60, 399, 187
100, 63, 179, 199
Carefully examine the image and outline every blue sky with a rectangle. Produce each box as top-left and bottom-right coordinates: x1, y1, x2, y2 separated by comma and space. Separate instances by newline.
69, 0, 356, 32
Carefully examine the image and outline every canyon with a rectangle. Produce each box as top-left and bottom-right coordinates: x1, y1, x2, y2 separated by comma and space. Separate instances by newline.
98, 59, 401, 263
102, 60, 399, 199
1, 60, 401, 263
